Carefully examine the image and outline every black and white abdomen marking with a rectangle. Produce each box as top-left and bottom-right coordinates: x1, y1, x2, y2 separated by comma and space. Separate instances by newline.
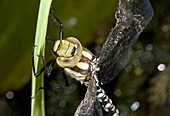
64, 49, 97, 85
91, 68, 119, 116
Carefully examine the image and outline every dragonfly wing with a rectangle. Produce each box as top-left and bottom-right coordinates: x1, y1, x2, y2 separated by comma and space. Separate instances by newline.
74, 78, 103, 116
98, 0, 154, 84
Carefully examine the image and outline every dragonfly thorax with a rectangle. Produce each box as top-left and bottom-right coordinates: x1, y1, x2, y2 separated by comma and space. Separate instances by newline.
64, 49, 97, 85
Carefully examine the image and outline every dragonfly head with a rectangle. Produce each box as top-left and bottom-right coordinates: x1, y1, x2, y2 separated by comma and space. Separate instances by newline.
53, 37, 83, 68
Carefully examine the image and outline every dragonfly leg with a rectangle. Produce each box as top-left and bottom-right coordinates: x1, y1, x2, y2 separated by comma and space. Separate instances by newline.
31, 86, 65, 99
49, 7, 64, 42
32, 45, 56, 77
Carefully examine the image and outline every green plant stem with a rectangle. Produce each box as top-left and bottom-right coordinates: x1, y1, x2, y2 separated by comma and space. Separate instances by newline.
31, 0, 52, 116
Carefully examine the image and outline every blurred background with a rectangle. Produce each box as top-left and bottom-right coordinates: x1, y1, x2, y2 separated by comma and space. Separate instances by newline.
0, 0, 170, 116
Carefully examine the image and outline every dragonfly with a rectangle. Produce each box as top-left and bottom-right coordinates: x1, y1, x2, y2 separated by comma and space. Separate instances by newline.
32, 0, 153, 115
74, 0, 153, 115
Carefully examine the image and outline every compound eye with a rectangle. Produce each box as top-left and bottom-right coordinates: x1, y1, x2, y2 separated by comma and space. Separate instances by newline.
53, 41, 60, 52
71, 46, 76, 56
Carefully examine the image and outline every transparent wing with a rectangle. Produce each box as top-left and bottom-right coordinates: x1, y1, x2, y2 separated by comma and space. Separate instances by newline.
98, 0, 154, 84
74, 78, 103, 116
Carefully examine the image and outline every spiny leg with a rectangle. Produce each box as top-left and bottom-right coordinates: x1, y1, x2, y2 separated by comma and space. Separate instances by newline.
32, 45, 56, 77
31, 67, 69, 98
47, 7, 64, 55
49, 7, 64, 42
31, 86, 65, 99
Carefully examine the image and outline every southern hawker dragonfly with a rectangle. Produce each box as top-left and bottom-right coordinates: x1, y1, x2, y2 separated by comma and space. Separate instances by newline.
32, 0, 153, 115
